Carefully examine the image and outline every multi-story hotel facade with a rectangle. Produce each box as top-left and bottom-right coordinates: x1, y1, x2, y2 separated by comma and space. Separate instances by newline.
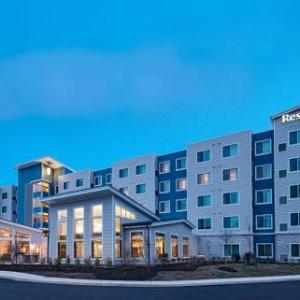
1, 105, 300, 264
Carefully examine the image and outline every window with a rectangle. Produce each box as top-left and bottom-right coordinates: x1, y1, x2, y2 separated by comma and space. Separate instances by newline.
279, 170, 287, 178
92, 241, 102, 258
223, 216, 239, 229
176, 199, 187, 212
279, 223, 288, 232
290, 213, 300, 226
257, 244, 273, 258
223, 168, 238, 181
279, 196, 288, 205
63, 182, 69, 190
106, 173, 112, 184
256, 214, 272, 229
197, 172, 211, 185
159, 201, 170, 213
119, 187, 129, 196
57, 242, 66, 259
176, 178, 187, 191
183, 237, 189, 257
159, 181, 170, 193
159, 161, 170, 174
198, 218, 211, 230
92, 205, 102, 239
136, 164, 147, 175
74, 207, 84, 239
1, 206, 7, 213
223, 192, 239, 205
119, 168, 129, 178
290, 157, 300, 172
289, 130, 300, 145
176, 157, 186, 170
197, 150, 211, 162
74, 241, 84, 259
155, 233, 165, 258
115, 205, 136, 220
255, 139, 271, 156
255, 164, 272, 180
131, 232, 144, 258
94, 176, 102, 186
197, 195, 212, 207
278, 143, 287, 152
115, 217, 122, 258
290, 185, 300, 199
136, 183, 146, 194
2, 192, 7, 199
255, 189, 272, 205
76, 179, 83, 187
171, 235, 178, 258
57, 210, 67, 241
223, 143, 238, 158
224, 244, 239, 257
291, 244, 300, 258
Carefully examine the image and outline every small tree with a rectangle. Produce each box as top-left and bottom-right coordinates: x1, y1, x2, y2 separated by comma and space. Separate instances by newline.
220, 229, 233, 267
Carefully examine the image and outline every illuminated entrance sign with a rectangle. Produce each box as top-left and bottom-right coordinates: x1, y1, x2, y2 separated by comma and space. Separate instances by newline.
282, 112, 300, 123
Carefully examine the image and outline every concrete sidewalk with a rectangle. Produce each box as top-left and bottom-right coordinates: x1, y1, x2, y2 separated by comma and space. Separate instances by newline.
1, 271, 300, 287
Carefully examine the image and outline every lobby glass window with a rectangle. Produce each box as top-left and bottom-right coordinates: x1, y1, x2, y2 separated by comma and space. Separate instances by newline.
289, 130, 300, 145
256, 189, 272, 204
290, 157, 300, 172
115, 205, 135, 220
119, 187, 129, 196
197, 150, 211, 163
278, 143, 287, 152
2, 192, 7, 199
197, 195, 212, 207
136, 183, 146, 194
155, 233, 165, 258
131, 231, 144, 258
257, 244, 273, 258
63, 181, 69, 190
290, 185, 300, 199
290, 213, 300, 226
92, 205, 102, 239
255, 164, 272, 180
57, 210, 67, 241
159, 181, 170, 193
291, 244, 300, 258
74, 241, 84, 259
159, 161, 170, 174
223, 143, 238, 158
106, 173, 112, 184
223, 168, 238, 181
92, 241, 102, 259
256, 215, 272, 229
74, 207, 84, 239
176, 157, 186, 170
94, 176, 102, 186
0, 228, 12, 238
119, 168, 128, 178
176, 199, 187, 212
255, 139, 271, 156
1, 206, 7, 214
223, 192, 239, 205
115, 217, 122, 258
197, 172, 211, 185
159, 201, 170, 214
176, 178, 187, 191
76, 179, 83, 187
136, 164, 147, 175
224, 244, 239, 257
198, 218, 211, 230
32, 182, 50, 198
171, 235, 179, 258
183, 237, 189, 257
223, 216, 239, 229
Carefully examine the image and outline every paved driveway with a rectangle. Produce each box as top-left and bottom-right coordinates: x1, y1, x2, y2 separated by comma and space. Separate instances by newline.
0, 279, 300, 300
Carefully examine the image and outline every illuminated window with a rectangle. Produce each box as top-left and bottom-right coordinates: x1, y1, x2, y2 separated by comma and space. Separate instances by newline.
74, 241, 84, 259
183, 237, 189, 257
197, 173, 211, 185
74, 208, 84, 239
171, 235, 178, 258
92, 205, 102, 239
115, 217, 122, 258
159, 161, 170, 174
155, 233, 165, 259
223, 168, 238, 181
115, 205, 135, 220
92, 241, 102, 258
58, 242, 66, 259
176, 178, 187, 191
57, 210, 67, 240
131, 232, 144, 258
45, 167, 52, 176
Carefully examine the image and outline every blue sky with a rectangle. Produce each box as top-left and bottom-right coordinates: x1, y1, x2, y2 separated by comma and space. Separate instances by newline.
0, 0, 300, 184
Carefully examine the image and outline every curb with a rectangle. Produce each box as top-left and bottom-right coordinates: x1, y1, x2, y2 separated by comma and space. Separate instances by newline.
1, 271, 300, 287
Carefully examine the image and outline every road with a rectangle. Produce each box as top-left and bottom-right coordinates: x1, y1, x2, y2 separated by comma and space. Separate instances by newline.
0, 279, 300, 300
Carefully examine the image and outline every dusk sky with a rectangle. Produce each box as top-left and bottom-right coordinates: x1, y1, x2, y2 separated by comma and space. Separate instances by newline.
0, 0, 300, 184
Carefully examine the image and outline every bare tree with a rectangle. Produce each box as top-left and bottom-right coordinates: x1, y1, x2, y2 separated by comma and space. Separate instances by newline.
220, 229, 233, 266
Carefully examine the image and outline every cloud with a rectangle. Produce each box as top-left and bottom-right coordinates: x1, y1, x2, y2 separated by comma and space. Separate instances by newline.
0, 47, 252, 120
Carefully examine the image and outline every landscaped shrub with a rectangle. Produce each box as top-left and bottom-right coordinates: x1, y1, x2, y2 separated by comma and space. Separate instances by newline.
232, 254, 241, 263
218, 266, 238, 273
66, 256, 71, 265
94, 258, 100, 267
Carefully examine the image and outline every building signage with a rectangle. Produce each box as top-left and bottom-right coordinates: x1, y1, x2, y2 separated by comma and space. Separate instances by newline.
282, 112, 300, 123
